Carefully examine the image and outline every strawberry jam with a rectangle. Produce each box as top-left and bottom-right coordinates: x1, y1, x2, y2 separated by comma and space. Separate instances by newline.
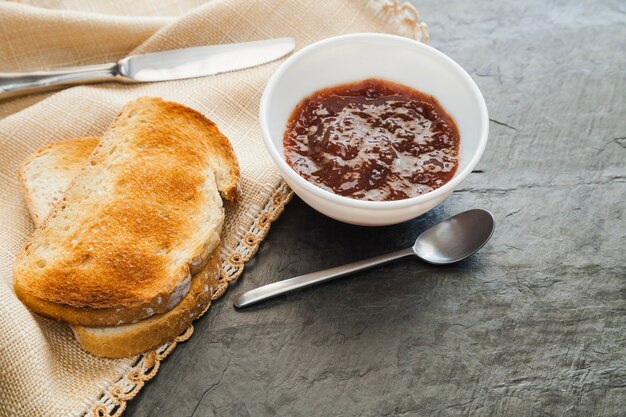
283, 78, 460, 201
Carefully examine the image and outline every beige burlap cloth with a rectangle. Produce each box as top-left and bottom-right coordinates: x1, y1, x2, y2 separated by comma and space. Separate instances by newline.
0, 1, 427, 415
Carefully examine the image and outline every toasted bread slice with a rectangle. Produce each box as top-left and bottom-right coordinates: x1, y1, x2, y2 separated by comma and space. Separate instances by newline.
19, 137, 100, 225
20, 138, 226, 358
20, 138, 99, 228
14, 97, 240, 327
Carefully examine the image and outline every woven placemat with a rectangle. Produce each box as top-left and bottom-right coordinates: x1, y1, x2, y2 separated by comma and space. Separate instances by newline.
0, 1, 427, 415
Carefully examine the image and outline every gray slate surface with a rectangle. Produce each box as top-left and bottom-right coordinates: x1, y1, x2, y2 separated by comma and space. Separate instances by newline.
125, 0, 626, 415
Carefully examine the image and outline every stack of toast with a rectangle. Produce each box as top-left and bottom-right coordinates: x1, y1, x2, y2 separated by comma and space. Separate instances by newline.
13, 97, 240, 358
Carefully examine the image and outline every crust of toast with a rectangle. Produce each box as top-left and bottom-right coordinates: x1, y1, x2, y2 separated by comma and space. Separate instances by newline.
14, 97, 240, 327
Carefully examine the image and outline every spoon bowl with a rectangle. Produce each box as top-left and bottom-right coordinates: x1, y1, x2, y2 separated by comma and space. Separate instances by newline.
413, 208, 495, 264
234, 209, 495, 309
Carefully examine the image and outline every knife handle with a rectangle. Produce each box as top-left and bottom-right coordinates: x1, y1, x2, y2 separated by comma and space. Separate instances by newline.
0, 63, 120, 100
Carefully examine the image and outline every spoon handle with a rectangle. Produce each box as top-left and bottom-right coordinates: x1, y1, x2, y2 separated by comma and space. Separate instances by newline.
233, 247, 415, 308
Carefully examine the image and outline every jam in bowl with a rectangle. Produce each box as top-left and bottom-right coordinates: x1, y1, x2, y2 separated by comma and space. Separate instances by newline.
283, 78, 460, 202
259, 33, 489, 226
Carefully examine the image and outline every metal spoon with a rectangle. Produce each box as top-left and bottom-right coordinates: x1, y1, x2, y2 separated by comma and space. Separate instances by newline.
233, 208, 495, 309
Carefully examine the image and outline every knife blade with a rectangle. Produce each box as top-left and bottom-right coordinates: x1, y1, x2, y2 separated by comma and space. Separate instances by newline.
0, 37, 296, 99
119, 37, 295, 82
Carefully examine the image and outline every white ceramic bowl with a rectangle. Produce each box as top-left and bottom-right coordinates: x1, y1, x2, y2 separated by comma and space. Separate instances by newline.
259, 33, 489, 226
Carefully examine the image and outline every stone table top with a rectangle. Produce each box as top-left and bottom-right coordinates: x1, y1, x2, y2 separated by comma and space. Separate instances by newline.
125, 0, 625, 415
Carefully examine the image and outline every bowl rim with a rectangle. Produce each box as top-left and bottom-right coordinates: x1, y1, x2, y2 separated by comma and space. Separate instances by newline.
259, 32, 489, 210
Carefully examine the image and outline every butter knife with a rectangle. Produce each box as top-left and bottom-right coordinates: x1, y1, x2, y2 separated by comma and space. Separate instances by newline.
0, 37, 295, 99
